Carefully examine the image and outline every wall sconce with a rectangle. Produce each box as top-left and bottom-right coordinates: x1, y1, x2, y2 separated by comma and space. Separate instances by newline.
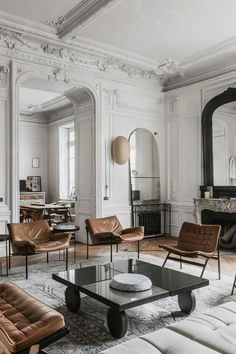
112, 136, 130, 165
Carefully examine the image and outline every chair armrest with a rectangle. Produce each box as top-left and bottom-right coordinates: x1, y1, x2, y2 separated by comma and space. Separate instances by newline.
121, 226, 144, 235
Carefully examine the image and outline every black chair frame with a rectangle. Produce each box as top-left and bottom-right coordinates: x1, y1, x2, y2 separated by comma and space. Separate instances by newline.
86, 227, 140, 262
162, 247, 221, 279
231, 274, 236, 295
16, 327, 69, 354
8, 242, 69, 279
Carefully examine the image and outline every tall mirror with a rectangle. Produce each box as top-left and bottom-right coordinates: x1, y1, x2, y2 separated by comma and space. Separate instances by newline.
129, 128, 160, 203
202, 87, 236, 197
213, 102, 236, 186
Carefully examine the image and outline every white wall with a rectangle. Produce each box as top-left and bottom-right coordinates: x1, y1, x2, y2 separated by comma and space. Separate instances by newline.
164, 78, 236, 235
0, 24, 163, 242
19, 121, 49, 197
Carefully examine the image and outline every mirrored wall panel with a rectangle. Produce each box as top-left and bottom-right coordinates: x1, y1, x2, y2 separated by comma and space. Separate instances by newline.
129, 128, 160, 202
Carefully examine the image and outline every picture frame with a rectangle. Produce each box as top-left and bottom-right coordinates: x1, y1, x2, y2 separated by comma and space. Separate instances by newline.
32, 157, 40, 168
27, 176, 42, 192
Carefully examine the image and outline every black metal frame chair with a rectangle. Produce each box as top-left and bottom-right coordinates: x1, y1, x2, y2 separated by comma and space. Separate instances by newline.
231, 274, 236, 295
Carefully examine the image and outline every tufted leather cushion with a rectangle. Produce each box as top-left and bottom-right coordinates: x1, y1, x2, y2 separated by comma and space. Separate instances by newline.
0, 282, 65, 353
99, 301, 236, 354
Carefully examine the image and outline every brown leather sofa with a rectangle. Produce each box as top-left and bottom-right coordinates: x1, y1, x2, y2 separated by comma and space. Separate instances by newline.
85, 216, 144, 262
7, 220, 71, 279
159, 222, 221, 279
0, 282, 68, 354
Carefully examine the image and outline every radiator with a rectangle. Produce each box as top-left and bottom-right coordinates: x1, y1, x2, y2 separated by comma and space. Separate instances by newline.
138, 212, 161, 237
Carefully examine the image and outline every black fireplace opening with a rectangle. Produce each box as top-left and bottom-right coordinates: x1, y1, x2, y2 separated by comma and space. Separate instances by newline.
201, 209, 236, 249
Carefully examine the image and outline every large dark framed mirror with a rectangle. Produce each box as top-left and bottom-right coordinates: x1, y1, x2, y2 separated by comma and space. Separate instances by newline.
202, 87, 236, 197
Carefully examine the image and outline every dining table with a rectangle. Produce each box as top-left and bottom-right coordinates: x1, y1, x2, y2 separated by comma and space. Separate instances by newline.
20, 202, 69, 222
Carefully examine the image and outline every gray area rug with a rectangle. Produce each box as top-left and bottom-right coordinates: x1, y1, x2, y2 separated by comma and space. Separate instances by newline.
1, 251, 235, 354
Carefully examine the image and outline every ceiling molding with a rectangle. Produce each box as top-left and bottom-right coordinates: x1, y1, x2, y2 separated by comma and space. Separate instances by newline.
54, 0, 120, 39
20, 95, 71, 114
181, 37, 236, 68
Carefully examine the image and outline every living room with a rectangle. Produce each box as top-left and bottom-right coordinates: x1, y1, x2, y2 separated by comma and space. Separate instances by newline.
0, 0, 235, 353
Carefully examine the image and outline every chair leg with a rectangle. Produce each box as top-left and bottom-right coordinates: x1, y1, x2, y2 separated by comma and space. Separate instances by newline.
25, 254, 28, 280
200, 259, 209, 277
180, 256, 182, 269
137, 240, 140, 259
116, 244, 119, 253
74, 236, 76, 263
86, 230, 89, 260
217, 248, 221, 280
162, 252, 170, 267
8, 240, 11, 270
47, 252, 49, 263
65, 248, 68, 271
231, 275, 236, 295
110, 239, 113, 263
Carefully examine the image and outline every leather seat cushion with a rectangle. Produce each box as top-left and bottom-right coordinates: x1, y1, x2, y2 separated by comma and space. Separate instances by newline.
35, 235, 71, 252
119, 232, 143, 242
0, 282, 65, 353
159, 244, 212, 258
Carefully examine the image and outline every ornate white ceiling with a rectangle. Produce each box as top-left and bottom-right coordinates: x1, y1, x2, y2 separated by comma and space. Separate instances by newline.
1, 0, 236, 87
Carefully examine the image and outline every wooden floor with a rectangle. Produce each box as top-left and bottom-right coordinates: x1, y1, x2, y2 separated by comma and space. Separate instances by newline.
7, 236, 236, 277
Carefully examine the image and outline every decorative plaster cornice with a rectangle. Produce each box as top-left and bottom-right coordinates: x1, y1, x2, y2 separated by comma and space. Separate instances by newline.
52, 0, 119, 39
19, 113, 49, 124
0, 26, 159, 85
181, 37, 236, 68
20, 95, 72, 115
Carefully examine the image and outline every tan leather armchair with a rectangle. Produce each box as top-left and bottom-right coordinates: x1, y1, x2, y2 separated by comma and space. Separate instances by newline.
7, 220, 71, 279
159, 222, 221, 279
85, 215, 144, 262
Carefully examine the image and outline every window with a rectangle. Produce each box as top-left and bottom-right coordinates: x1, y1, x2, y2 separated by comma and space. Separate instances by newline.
59, 122, 75, 199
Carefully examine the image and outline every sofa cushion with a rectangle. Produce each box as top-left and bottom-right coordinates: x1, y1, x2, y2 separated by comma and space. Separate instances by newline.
142, 328, 220, 354
100, 328, 220, 354
99, 302, 236, 354
101, 338, 161, 354
169, 301, 236, 354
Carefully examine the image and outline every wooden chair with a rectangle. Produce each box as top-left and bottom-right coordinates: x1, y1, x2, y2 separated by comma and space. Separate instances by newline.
85, 215, 144, 262
7, 220, 71, 279
159, 222, 221, 279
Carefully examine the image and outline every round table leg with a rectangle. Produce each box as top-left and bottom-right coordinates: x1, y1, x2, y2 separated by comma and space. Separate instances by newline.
107, 308, 128, 338
178, 291, 196, 314
65, 286, 81, 313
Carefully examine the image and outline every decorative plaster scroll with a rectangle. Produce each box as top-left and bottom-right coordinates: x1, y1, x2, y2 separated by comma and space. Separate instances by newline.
0, 65, 9, 87
156, 58, 183, 85
102, 88, 112, 105
0, 28, 38, 50
48, 68, 70, 83
193, 198, 236, 224
41, 42, 156, 81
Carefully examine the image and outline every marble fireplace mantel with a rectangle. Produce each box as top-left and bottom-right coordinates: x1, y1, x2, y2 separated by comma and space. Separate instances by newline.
193, 198, 236, 224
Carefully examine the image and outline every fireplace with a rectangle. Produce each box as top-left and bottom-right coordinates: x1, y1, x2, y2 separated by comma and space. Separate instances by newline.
194, 198, 236, 249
